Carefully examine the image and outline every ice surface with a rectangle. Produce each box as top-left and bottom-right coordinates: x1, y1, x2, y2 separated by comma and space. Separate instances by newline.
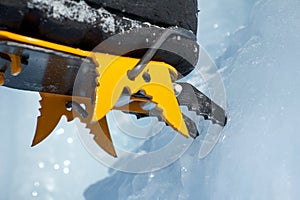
1, 0, 300, 199
85, 0, 300, 199
0, 89, 109, 200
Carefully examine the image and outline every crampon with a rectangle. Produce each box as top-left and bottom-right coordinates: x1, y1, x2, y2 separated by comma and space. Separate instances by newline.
0, 0, 226, 157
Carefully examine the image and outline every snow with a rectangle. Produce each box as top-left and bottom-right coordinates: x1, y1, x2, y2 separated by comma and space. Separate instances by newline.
28, 0, 143, 33
1, 0, 300, 199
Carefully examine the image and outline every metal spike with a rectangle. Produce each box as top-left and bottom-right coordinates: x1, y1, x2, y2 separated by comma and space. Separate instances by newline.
176, 82, 227, 126
32, 93, 117, 156
123, 100, 200, 138
86, 117, 117, 157
32, 92, 73, 146
72, 97, 117, 157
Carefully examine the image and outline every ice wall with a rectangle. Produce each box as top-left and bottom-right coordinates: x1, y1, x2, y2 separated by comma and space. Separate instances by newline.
201, 0, 300, 199
84, 0, 300, 199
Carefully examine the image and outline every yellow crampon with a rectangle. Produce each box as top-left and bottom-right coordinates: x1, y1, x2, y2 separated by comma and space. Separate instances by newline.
0, 30, 190, 157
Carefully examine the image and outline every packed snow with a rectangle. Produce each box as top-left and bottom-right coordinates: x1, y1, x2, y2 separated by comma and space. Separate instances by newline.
1, 0, 300, 199
28, 0, 144, 33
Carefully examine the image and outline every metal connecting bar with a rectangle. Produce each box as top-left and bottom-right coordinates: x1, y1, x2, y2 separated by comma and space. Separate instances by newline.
127, 27, 197, 80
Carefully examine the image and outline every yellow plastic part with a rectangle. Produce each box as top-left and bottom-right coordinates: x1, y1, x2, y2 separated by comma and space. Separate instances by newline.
0, 30, 189, 138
